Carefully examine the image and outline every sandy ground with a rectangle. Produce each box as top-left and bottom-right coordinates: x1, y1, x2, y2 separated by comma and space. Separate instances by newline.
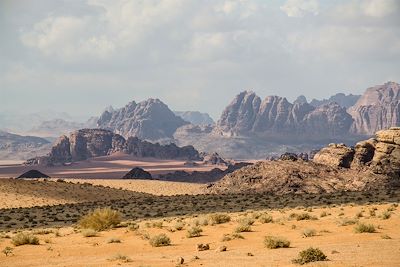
57, 179, 206, 196
0, 203, 399, 267
0, 178, 205, 209
0, 153, 224, 179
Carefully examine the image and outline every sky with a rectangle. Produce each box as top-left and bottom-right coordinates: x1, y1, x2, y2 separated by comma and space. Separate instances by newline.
0, 0, 399, 120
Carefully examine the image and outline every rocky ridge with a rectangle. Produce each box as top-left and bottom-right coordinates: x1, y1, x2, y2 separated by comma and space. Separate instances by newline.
208, 128, 400, 194
174, 111, 215, 125
26, 129, 201, 166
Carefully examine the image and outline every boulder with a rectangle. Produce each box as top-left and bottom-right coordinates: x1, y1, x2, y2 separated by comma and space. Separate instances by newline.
122, 167, 152, 179
313, 144, 355, 168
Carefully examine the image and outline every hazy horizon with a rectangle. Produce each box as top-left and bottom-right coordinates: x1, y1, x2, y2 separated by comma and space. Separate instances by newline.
1, 0, 399, 120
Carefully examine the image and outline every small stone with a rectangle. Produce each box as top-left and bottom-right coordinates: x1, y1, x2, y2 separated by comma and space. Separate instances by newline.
216, 245, 227, 252
176, 257, 184, 265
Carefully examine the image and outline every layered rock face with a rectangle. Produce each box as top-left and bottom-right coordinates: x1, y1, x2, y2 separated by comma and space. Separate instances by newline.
215, 91, 352, 140
174, 111, 215, 125
97, 99, 188, 141
26, 129, 201, 165
348, 82, 400, 135
313, 127, 399, 177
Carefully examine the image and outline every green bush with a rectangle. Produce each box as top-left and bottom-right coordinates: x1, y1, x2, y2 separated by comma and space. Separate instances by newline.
381, 211, 391, 220
339, 218, 358, 226
79, 208, 122, 231
174, 221, 185, 231
11, 233, 39, 246
209, 213, 231, 224
292, 247, 327, 265
186, 226, 203, 238
264, 236, 290, 249
354, 223, 376, 233
237, 217, 255, 226
149, 234, 171, 247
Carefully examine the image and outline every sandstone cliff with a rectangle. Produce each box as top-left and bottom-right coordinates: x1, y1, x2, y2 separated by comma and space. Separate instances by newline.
97, 99, 188, 141
214, 91, 352, 140
348, 81, 400, 135
26, 129, 201, 166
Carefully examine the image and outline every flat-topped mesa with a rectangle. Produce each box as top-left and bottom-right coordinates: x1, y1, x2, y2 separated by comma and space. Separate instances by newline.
25, 128, 201, 166
313, 127, 400, 177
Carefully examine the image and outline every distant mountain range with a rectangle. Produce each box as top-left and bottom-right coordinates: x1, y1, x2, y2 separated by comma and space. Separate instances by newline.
0, 131, 52, 161
1, 81, 399, 160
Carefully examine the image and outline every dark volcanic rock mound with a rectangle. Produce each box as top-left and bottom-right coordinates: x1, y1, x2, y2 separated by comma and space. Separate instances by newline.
122, 167, 152, 179
18, 170, 50, 178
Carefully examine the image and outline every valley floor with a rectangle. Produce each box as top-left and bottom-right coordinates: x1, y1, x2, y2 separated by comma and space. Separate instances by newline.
0, 203, 399, 267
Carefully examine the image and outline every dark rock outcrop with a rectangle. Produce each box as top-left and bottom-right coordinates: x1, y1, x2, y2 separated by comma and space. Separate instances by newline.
202, 152, 228, 166
18, 170, 50, 178
26, 129, 201, 166
348, 82, 400, 135
97, 98, 188, 141
158, 162, 252, 183
122, 167, 152, 179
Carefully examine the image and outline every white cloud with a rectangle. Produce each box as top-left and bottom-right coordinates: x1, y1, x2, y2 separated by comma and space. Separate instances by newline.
280, 0, 319, 18
333, 0, 400, 19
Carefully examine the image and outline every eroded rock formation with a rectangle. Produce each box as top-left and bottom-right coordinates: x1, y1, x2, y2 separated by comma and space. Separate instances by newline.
26, 129, 201, 166
348, 81, 400, 135
97, 98, 188, 141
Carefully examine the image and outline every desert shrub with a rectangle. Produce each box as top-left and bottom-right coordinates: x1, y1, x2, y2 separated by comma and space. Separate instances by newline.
2, 246, 13, 256
107, 237, 121, 243
209, 213, 231, 224
354, 223, 376, 233
174, 221, 185, 231
381, 234, 392, 239
234, 223, 252, 233
339, 218, 358, 226
355, 211, 363, 218
149, 234, 171, 247
289, 213, 317, 221
32, 229, 53, 235
81, 229, 98, 237
237, 217, 255, 226
222, 233, 245, 241
264, 236, 290, 249
11, 233, 39, 246
259, 214, 273, 223
186, 226, 203, 238
320, 211, 328, 218
381, 211, 391, 220
127, 223, 139, 231
108, 254, 132, 262
301, 228, 316, 238
292, 247, 327, 265
78, 208, 122, 231
152, 221, 163, 228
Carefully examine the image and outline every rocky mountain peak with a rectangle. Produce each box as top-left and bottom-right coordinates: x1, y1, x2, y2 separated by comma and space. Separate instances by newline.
348, 82, 400, 135
97, 98, 188, 141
